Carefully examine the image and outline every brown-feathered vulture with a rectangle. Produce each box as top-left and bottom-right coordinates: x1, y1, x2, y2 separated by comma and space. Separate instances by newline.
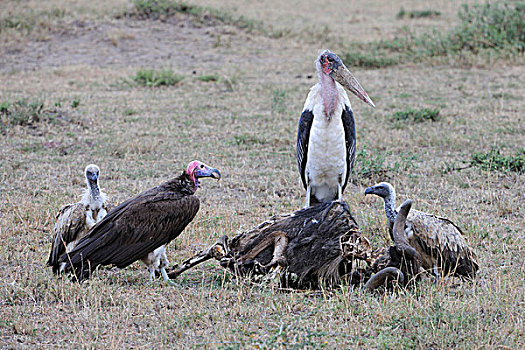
297, 49, 375, 207
47, 164, 112, 273
56, 160, 220, 283
365, 182, 478, 279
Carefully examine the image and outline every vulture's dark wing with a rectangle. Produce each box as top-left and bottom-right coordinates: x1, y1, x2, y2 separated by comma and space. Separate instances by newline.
341, 105, 356, 192
297, 109, 314, 189
60, 186, 199, 278
47, 203, 87, 269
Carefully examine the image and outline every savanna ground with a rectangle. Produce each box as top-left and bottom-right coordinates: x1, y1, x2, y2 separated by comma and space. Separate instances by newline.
1, 0, 524, 348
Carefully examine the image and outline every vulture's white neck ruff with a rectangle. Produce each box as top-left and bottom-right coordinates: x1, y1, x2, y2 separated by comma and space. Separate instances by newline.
383, 190, 398, 223
82, 180, 107, 210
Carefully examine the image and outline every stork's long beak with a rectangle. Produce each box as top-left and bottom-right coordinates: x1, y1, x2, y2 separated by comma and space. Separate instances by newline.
331, 65, 376, 108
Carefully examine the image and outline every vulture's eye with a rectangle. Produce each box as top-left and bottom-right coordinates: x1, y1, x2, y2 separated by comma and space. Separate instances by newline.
200, 164, 205, 169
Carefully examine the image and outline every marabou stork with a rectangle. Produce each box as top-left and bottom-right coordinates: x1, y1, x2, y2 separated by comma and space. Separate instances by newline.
365, 182, 479, 279
47, 164, 112, 273
297, 49, 375, 207
56, 160, 221, 284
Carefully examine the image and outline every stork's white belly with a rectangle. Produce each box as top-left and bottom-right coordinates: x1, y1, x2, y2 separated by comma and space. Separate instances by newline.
306, 106, 347, 202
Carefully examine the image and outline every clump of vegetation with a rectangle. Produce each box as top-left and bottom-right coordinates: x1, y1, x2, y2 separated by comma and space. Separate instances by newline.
197, 74, 219, 82
471, 147, 525, 173
346, 0, 525, 68
342, 51, 400, 69
1, 99, 44, 127
415, 1, 525, 56
132, 68, 184, 87
392, 108, 440, 123
352, 146, 417, 183
396, 8, 441, 19
126, 0, 266, 34
0, 98, 67, 133
0, 8, 66, 35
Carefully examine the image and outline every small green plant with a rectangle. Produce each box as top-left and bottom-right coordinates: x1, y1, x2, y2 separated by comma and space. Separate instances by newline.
392, 108, 440, 123
352, 146, 417, 182
123, 108, 137, 116
132, 68, 184, 87
396, 8, 441, 19
197, 74, 219, 82
71, 98, 80, 109
271, 89, 287, 114
471, 147, 525, 173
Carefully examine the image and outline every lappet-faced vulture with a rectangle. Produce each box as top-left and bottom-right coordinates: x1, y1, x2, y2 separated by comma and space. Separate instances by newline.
365, 182, 479, 279
297, 49, 375, 207
47, 164, 112, 273
57, 160, 220, 283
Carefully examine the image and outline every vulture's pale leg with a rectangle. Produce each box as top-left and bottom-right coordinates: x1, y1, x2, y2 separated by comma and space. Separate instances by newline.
147, 267, 155, 284
337, 183, 342, 201
160, 268, 176, 286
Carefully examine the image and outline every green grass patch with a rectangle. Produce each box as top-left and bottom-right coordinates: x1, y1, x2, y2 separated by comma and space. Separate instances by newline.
471, 147, 525, 173
1, 99, 47, 130
396, 8, 441, 19
392, 108, 440, 123
197, 74, 219, 82
352, 145, 417, 183
345, 0, 525, 68
0, 8, 66, 34
342, 51, 400, 69
132, 68, 184, 87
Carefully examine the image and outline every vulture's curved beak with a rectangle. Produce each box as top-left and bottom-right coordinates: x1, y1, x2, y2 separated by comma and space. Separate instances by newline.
364, 186, 374, 195
209, 168, 221, 180
195, 167, 221, 180
331, 65, 376, 108
86, 172, 99, 182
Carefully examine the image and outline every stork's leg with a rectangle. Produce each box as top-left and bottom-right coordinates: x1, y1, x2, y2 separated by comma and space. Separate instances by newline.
305, 184, 311, 208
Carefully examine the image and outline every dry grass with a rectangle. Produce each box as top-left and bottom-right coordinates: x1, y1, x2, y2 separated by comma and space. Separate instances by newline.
0, 0, 524, 348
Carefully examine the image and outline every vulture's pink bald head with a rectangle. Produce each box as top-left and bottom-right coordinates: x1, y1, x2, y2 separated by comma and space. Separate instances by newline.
186, 160, 221, 188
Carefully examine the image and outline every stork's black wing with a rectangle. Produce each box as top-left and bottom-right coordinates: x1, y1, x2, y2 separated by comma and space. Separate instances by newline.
341, 105, 356, 192
297, 109, 314, 189
59, 183, 199, 280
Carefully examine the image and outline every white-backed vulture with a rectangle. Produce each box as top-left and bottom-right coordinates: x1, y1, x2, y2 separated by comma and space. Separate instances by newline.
297, 49, 375, 207
365, 182, 478, 279
47, 164, 112, 273
56, 160, 221, 283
